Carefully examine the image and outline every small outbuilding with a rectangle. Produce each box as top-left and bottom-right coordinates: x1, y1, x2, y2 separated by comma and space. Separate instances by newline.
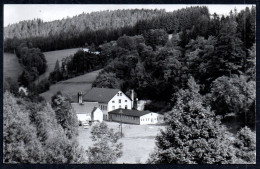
71, 102, 103, 124
108, 108, 164, 125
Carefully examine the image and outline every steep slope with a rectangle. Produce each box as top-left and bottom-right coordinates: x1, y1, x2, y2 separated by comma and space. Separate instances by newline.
4, 53, 23, 81
35, 48, 80, 83
40, 69, 102, 102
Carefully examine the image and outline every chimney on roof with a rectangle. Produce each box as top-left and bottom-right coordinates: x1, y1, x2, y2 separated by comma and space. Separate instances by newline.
78, 92, 83, 104
131, 89, 134, 109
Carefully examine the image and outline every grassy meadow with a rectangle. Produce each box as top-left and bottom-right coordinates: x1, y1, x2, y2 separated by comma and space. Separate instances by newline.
4, 53, 23, 82
78, 121, 165, 164
40, 69, 102, 102
35, 48, 81, 83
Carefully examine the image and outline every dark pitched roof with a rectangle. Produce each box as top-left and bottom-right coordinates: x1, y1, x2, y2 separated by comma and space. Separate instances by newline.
71, 102, 99, 114
108, 108, 150, 117
82, 87, 120, 103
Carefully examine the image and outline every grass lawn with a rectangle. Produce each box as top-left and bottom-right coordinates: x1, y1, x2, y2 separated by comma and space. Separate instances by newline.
4, 53, 23, 82
35, 48, 81, 83
78, 121, 165, 164
40, 69, 102, 102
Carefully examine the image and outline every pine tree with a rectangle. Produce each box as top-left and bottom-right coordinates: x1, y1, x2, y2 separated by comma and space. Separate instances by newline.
51, 92, 79, 139
148, 77, 234, 164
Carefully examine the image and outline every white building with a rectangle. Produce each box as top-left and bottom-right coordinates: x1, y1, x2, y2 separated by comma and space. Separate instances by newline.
136, 100, 151, 111
18, 86, 28, 96
72, 88, 133, 120
71, 101, 103, 124
108, 109, 164, 125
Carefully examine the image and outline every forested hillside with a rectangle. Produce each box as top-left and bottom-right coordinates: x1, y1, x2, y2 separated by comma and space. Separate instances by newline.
5, 7, 217, 52
4, 9, 165, 52
4, 9, 165, 39
92, 6, 256, 129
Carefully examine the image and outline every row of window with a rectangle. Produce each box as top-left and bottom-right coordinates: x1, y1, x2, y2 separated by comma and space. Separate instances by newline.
113, 114, 138, 120
117, 93, 123, 96
140, 117, 164, 121
111, 114, 164, 121
112, 105, 127, 110
100, 105, 107, 110
112, 99, 127, 103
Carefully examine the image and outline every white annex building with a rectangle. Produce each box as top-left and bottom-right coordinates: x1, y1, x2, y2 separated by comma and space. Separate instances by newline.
71, 101, 103, 123
71, 87, 133, 120
108, 109, 164, 125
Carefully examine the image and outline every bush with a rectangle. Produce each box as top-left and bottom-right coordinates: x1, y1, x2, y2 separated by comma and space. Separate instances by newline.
210, 75, 256, 128
51, 92, 79, 139
233, 127, 256, 164
86, 122, 123, 164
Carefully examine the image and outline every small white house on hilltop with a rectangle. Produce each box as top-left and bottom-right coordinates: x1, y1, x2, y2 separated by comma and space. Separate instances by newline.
18, 86, 28, 96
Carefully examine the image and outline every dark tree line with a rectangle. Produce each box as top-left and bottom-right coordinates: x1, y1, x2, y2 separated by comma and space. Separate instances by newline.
4, 9, 165, 39
49, 49, 107, 84
15, 42, 47, 87
4, 6, 218, 52
4, 9, 165, 52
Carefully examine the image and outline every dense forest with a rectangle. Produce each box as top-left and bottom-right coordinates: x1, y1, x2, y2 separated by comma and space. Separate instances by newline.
4, 9, 165, 39
93, 6, 256, 125
4, 6, 256, 164
91, 7, 256, 163
4, 7, 228, 52
4, 9, 165, 52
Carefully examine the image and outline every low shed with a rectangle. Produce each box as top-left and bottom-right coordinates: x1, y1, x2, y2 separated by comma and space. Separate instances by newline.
108, 109, 164, 125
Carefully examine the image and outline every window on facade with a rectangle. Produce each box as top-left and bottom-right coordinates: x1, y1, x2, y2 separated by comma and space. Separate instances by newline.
117, 93, 119, 96
120, 93, 122, 96
112, 106, 115, 110
125, 105, 127, 109
119, 99, 121, 103
125, 100, 127, 102
112, 100, 115, 103
119, 105, 121, 108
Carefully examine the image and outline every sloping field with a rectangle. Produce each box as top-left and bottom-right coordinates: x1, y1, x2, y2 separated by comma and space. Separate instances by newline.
40, 69, 102, 102
36, 48, 80, 83
4, 53, 23, 82
78, 121, 165, 164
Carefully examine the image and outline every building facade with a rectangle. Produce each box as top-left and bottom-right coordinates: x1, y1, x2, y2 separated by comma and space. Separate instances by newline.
72, 88, 133, 120
71, 101, 103, 124
108, 109, 164, 125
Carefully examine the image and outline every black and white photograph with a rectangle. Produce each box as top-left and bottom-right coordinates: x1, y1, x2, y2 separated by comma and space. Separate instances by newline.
3, 4, 256, 164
